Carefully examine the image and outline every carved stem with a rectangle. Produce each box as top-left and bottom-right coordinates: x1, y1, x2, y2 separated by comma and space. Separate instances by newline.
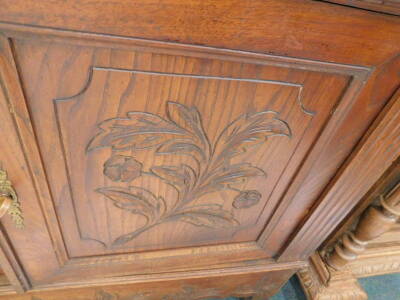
112, 221, 161, 246
326, 183, 400, 270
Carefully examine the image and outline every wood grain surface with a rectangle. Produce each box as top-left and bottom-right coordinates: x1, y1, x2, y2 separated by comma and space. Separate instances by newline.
0, 0, 399, 298
0, 0, 399, 65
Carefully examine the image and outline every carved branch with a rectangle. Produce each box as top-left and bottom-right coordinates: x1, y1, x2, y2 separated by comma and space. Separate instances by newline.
88, 101, 291, 246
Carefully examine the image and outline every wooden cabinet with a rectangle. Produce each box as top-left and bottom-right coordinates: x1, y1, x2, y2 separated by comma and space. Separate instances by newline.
0, 1, 399, 299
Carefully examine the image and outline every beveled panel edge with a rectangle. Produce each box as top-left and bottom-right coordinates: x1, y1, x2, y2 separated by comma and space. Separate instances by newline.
66, 241, 263, 267
257, 64, 369, 253
91, 66, 314, 116
41, 241, 273, 286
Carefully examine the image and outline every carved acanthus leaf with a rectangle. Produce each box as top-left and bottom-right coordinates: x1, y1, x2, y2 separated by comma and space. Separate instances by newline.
213, 110, 291, 164
88, 101, 292, 245
86, 110, 187, 152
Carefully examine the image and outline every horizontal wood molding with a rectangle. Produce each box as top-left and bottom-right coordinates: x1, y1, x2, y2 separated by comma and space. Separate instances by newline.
0, 0, 399, 66
0, 268, 296, 299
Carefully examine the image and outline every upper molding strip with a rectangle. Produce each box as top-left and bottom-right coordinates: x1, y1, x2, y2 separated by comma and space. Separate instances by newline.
0, 22, 371, 78
321, 0, 400, 16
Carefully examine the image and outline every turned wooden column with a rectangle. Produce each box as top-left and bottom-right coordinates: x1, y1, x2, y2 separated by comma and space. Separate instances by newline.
326, 183, 400, 270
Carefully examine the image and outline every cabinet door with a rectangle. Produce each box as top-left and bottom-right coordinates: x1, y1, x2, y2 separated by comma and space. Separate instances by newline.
0, 0, 399, 288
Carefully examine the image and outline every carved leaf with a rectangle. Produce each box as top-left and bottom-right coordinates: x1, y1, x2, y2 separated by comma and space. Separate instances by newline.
96, 186, 163, 221
196, 163, 265, 197
103, 155, 142, 182
89, 101, 293, 245
167, 102, 201, 134
156, 138, 205, 161
151, 164, 197, 192
211, 163, 266, 184
171, 204, 239, 228
214, 111, 291, 161
166, 102, 210, 155
86, 111, 187, 152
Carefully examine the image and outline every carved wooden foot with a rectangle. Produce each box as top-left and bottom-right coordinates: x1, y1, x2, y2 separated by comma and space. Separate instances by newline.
298, 266, 367, 300
298, 254, 367, 300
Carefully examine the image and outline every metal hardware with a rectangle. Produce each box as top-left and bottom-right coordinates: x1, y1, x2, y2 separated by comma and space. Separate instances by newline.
0, 169, 23, 228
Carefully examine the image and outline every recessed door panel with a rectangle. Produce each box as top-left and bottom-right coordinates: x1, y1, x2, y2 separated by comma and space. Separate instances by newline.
2, 34, 370, 283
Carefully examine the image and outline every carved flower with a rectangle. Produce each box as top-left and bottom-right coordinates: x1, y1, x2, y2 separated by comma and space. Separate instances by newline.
232, 190, 262, 209
104, 155, 142, 182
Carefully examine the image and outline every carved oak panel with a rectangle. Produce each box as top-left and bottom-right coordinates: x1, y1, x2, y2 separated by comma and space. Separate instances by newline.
53, 64, 318, 255
7, 34, 368, 282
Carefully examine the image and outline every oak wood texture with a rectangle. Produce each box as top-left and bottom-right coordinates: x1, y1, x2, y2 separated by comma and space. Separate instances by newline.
0, 0, 399, 66
0, 0, 399, 299
321, 0, 400, 15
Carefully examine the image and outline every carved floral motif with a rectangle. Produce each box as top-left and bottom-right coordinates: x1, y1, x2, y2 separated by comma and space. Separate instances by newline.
103, 155, 143, 182
233, 190, 262, 209
87, 101, 291, 246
